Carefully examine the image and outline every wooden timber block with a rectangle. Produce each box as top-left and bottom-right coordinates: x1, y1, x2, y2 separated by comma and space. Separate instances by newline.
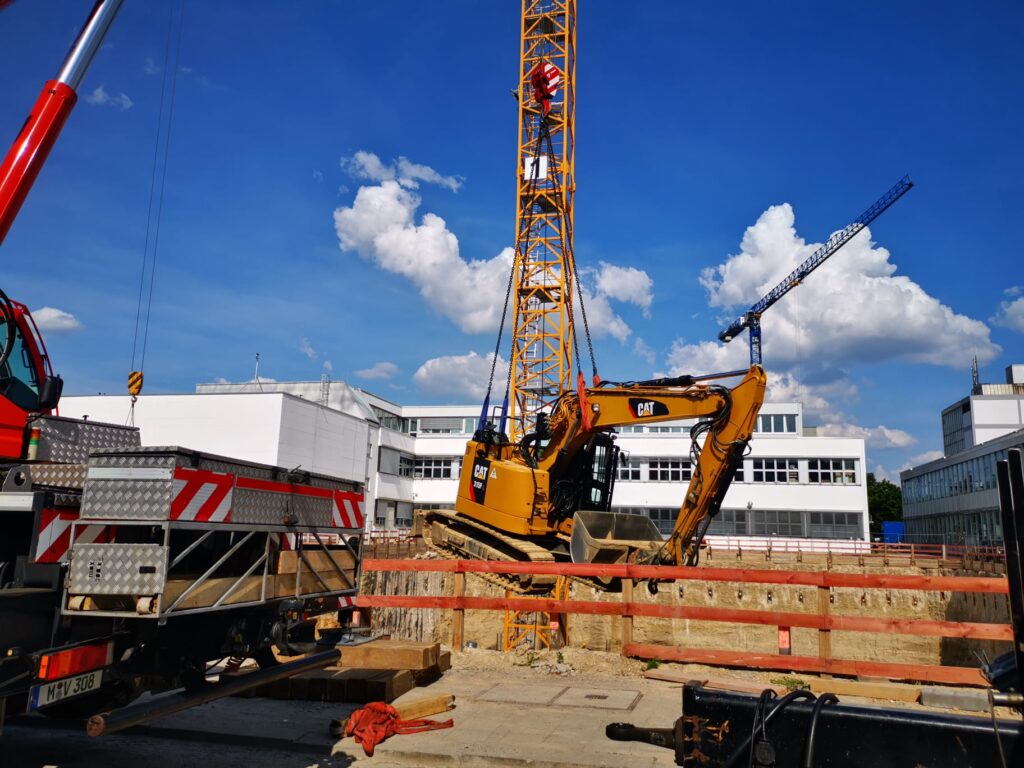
329, 668, 415, 703
337, 639, 440, 671
439, 650, 452, 672
332, 693, 456, 737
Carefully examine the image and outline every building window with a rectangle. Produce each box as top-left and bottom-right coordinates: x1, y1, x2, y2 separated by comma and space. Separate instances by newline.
379, 447, 415, 477
414, 457, 461, 479
808, 459, 857, 485
647, 459, 692, 482
707, 509, 747, 535
757, 414, 797, 434
395, 501, 413, 527
617, 459, 641, 481
372, 406, 403, 432
418, 417, 466, 434
749, 509, 802, 536
646, 507, 677, 535
752, 458, 798, 483
808, 511, 861, 539
734, 463, 745, 482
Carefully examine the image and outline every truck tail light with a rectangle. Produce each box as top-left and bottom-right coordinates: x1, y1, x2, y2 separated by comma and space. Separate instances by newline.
37, 641, 114, 681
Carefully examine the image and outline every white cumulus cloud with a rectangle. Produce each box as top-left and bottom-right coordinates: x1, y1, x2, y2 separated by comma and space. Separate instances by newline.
992, 296, 1024, 332
695, 202, 999, 369
413, 351, 508, 401
333, 152, 653, 341
633, 337, 655, 365
84, 84, 133, 111
595, 263, 653, 316
342, 150, 463, 192
357, 361, 399, 380
32, 307, 83, 333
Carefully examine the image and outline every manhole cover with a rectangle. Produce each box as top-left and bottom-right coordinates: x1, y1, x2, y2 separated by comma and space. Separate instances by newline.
553, 687, 641, 710
478, 683, 567, 705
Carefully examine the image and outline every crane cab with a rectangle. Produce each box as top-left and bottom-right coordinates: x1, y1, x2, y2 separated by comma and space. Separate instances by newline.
0, 301, 62, 460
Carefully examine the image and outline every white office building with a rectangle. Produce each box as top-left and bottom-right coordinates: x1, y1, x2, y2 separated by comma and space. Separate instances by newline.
901, 364, 1024, 544
62, 380, 869, 541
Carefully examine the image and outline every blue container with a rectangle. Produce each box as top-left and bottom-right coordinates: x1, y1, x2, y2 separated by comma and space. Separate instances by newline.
881, 521, 905, 544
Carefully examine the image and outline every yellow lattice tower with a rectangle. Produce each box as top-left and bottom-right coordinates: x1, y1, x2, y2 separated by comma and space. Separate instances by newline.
509, 0, 577, 442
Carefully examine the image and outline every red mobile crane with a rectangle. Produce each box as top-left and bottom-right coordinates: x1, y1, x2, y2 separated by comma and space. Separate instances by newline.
0, 0, 123, 457
0, 2, 366, 728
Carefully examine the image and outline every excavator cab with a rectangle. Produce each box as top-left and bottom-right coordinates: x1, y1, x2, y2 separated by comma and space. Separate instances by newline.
0, 300, 61, 460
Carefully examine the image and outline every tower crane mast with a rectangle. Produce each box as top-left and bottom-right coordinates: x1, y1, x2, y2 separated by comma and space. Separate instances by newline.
508, 0, 578, 442
719, 175, 914, 365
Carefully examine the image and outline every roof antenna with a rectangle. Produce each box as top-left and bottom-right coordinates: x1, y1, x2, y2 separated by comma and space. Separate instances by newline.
254, 352, 264, 392
971, 353, 980, 394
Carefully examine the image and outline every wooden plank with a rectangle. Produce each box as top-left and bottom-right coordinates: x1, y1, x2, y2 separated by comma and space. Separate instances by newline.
163, 576, 264, 610
337, 639, 440, 671
276, 549, 356, 574
357, 595, 1013, 641
644, 669, 708, 686
272, 570, 356, 598
621, 578, 634, 651
453, 572, 466, 651
332, 692, 455, 736
818, 586, 832, 678
806, 677, 920, 703
704, 678, 787, 696
624, 643, 988, 687
360, 559, 1009, 594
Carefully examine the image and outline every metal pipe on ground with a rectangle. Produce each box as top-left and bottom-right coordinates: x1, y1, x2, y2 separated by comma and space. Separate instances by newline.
86, 648, 340, 737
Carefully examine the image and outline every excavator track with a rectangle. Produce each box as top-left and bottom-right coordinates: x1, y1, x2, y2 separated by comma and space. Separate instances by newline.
418, 509, 558, 594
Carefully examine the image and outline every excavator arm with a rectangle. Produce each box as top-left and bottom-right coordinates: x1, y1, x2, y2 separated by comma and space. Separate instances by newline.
543, 365, 767, 565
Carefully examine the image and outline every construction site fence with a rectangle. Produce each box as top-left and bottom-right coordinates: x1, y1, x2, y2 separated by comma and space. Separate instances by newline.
357, 558, 1011, 688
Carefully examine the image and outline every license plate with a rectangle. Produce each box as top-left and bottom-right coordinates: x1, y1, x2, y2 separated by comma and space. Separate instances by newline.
30, 669, 103, 710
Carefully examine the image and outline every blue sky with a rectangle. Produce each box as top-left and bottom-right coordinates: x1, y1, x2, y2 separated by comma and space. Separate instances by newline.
1, 1, 1021, 482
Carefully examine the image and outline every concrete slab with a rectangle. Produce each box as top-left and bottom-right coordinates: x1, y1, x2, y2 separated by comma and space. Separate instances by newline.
919, 686, 991, 712
554, 686, 642, 710
477, 681, 568, 705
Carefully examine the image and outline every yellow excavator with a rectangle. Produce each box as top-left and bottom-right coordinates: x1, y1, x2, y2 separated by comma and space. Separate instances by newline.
418, 366, 766, 591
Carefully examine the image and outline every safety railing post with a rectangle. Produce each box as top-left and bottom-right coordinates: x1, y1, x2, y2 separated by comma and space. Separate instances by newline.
818, 585, 832, 677
621, 577, 634, 653
453, 570, 466, 651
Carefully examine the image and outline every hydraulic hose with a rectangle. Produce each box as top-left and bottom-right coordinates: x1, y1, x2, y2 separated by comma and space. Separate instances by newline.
802, 692, 838, 768
724, 689, 819, 768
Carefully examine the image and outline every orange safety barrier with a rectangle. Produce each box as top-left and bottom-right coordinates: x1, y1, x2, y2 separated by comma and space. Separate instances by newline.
358, 559, 1011, 687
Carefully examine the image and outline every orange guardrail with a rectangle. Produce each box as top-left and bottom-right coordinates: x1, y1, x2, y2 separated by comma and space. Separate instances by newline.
358, 558, 1011, 687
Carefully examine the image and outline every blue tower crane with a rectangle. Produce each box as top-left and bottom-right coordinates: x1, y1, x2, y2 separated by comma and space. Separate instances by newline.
719, 175, 914, 365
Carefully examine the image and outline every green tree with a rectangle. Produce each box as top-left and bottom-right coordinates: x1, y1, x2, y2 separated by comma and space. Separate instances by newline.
866, 472, 903, 536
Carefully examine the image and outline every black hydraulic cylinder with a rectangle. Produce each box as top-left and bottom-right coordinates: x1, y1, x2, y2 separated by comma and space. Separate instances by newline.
85, 648, 340, 737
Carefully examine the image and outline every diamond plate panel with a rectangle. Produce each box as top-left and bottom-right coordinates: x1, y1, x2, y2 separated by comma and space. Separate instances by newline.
27, 463, 88, 491
68, 543, 166, 595
80, 478, 173, 520
31, 416, 140, 464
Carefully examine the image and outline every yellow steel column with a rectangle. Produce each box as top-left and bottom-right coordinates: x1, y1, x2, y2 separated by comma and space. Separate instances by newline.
509, 0, 577, 442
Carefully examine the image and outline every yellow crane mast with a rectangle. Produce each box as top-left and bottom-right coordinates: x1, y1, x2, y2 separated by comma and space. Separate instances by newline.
509, 0, 578, 442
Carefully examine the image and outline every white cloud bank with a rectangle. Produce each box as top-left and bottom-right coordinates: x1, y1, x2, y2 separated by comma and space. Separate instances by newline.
298, 337, 317, 360
32, 307, 83, 333
333, 151, 653, 341
665, 202, 1000, 443
671, 203, 999, 374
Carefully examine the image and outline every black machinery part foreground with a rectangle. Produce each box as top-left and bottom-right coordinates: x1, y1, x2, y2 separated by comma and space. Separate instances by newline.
608, 683, 1022, 767
608, 448, 1024, 766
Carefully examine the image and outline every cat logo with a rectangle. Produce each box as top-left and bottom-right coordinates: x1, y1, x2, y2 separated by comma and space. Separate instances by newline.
474, 464, 488, 481
628, 398, 669, 419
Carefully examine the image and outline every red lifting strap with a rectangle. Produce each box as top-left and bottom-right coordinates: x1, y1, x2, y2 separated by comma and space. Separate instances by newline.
345, 701, 454, 757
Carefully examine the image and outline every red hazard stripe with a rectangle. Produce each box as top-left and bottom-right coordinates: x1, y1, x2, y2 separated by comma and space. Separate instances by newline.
235, 475, 335, 499
195, 477, 233, 523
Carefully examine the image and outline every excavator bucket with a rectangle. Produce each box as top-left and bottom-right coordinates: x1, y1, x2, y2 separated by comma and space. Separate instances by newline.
569, 511, 663, 570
